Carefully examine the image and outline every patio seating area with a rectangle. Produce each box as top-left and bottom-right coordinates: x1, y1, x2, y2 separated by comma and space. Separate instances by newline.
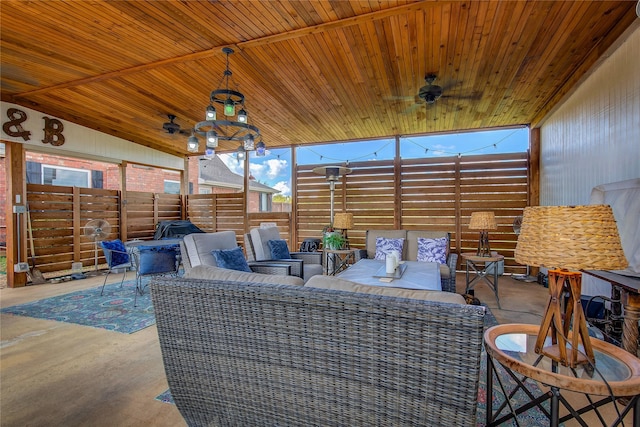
4, 270, 638, 426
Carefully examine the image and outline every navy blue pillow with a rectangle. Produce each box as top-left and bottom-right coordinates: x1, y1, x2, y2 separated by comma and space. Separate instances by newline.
100, 239, 129, 266
211, 247, 252, 272
268, 239, 291, 259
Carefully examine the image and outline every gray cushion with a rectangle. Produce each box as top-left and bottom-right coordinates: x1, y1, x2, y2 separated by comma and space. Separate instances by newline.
183, 231, 238, 267
305, 275, 465, 304
250, 227, 281, 261
184, 265, 304, 286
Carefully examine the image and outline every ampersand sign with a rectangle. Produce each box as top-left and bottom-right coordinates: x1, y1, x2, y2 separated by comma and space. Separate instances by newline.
42, 116, 65, 146
2, 108, 31, 141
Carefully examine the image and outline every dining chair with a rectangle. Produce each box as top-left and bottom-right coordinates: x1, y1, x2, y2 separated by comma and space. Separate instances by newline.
99, 239, 133, 295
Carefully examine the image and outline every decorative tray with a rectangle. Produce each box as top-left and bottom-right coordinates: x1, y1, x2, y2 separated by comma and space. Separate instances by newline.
373, 263, 407, 279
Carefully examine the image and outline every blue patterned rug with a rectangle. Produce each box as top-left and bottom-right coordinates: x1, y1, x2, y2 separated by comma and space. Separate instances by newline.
1, 280, 155, 334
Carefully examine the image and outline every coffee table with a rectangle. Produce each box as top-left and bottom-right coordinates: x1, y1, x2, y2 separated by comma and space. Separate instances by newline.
335, 259, 441, 291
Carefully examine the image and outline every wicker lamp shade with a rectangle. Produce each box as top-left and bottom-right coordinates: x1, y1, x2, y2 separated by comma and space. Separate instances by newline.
333, 212, 354, 230
514, 205, 627, 271
468, 211, 497, 230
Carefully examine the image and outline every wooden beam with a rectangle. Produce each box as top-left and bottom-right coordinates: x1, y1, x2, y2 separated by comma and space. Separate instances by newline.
529, 127, 540, 207
5, 142, 28, 287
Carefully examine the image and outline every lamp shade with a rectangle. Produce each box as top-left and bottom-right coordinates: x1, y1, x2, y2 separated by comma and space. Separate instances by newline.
514, 205, 628, 271
333, 212, 354, 230
469, 211, 497, 230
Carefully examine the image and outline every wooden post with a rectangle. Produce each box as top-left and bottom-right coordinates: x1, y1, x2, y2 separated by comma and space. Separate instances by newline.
291, 148, 298, 247
5, 141, 27, 287
120, 161, 128, 242
393, 136, 401, 229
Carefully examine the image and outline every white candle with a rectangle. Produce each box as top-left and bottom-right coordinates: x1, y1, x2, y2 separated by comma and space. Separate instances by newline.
392, 250, 400, 267
386, 254, 395, 274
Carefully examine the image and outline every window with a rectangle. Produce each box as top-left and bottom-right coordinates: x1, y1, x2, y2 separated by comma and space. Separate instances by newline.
164, 180, 180, 194
42, 165, 90, 187
259, 193, 271, 212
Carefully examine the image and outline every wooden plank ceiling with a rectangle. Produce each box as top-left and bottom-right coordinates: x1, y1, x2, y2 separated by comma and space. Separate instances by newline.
1, 1, 636, 157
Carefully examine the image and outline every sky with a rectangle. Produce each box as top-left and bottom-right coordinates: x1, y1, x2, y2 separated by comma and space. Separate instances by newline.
220, 127, 530, 197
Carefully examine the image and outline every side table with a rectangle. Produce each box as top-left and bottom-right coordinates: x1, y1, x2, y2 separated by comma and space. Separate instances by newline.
484, 323, 640, 426
461, 252, 504, 308
323, 249, 356, 276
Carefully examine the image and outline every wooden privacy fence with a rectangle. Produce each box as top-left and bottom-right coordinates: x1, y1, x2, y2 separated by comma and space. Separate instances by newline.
296, 152, 529, 274
25, 151, 528, 276
26, 185, 184, 273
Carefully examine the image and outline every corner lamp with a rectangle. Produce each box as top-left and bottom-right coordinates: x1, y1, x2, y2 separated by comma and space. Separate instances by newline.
333, 212, 354, 248
312, 165, 352, 225
468, 211, 497, 257
187, 47, 266, 156
514, 205, 627, 368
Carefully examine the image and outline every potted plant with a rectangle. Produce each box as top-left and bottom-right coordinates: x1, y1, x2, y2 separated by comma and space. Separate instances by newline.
323, 232, 346, 250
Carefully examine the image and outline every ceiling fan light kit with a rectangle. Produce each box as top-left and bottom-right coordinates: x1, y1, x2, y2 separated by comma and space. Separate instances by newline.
190, 47, 265, 156
419, 74, 443, 104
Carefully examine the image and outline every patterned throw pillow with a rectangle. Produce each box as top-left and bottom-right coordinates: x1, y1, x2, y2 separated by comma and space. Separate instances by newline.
211, 247, 252, 272
268, 239, 291, 259
374, 237, 405, 261
417, 237, 448, 264
100, 239, 129, 266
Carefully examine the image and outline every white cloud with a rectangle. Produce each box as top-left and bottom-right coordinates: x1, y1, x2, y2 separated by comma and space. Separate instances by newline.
266, 159, 288, 179
430, 144, 456, 157
272, 181, 291, 196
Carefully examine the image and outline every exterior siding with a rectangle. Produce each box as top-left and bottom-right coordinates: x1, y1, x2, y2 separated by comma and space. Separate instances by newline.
540, 26, 640, 206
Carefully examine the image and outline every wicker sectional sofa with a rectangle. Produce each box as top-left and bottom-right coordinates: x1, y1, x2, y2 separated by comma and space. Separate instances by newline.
151, 275, 486, 426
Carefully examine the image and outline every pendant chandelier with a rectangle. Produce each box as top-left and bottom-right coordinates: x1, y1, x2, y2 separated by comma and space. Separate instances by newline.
187, 47, 266, 157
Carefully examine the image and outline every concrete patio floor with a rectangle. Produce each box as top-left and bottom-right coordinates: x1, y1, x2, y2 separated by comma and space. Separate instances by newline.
0, 271, 635, 426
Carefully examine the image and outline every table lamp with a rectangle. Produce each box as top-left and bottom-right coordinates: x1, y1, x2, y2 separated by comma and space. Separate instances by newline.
333, 212, 354, 248
469, 211, 497, 257
514, 205, 627, 368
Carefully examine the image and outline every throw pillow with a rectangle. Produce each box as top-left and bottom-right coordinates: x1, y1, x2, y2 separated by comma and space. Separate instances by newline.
416, 237, 448, 264
374, 237, 405, 261
100, 239, 129, 266
268, 239, 291, 259
211, 247, 252, 272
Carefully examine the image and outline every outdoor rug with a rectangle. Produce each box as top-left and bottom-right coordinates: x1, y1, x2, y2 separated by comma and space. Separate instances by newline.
155, 305, 553, 425
1, 280, 156, 334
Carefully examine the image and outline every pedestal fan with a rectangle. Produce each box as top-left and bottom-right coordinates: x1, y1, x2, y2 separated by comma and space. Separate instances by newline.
84, 219, 112, 272
512, 215, 537, 282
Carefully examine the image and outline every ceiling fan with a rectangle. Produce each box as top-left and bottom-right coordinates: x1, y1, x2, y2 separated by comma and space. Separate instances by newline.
418, 74, 444, 105
162, 114, 187, 135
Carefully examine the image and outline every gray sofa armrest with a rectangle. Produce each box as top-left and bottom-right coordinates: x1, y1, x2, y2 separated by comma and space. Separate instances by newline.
263, 258, 303, 278
442, 252, 458, 293
353, 249, 368, 262
290, 251, 322, 265
248, 262, 291, 276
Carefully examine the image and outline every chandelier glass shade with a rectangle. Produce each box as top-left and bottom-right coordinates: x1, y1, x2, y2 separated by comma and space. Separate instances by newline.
190, 47, 263, 155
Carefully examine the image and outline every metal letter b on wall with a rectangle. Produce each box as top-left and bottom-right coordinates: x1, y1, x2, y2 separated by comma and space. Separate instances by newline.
2, 108, 31, 141
42, 116, 65, 146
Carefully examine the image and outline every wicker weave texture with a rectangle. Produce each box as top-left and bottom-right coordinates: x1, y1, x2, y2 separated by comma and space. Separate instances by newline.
151, 278, 485, 426
515, 205, 628, 270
